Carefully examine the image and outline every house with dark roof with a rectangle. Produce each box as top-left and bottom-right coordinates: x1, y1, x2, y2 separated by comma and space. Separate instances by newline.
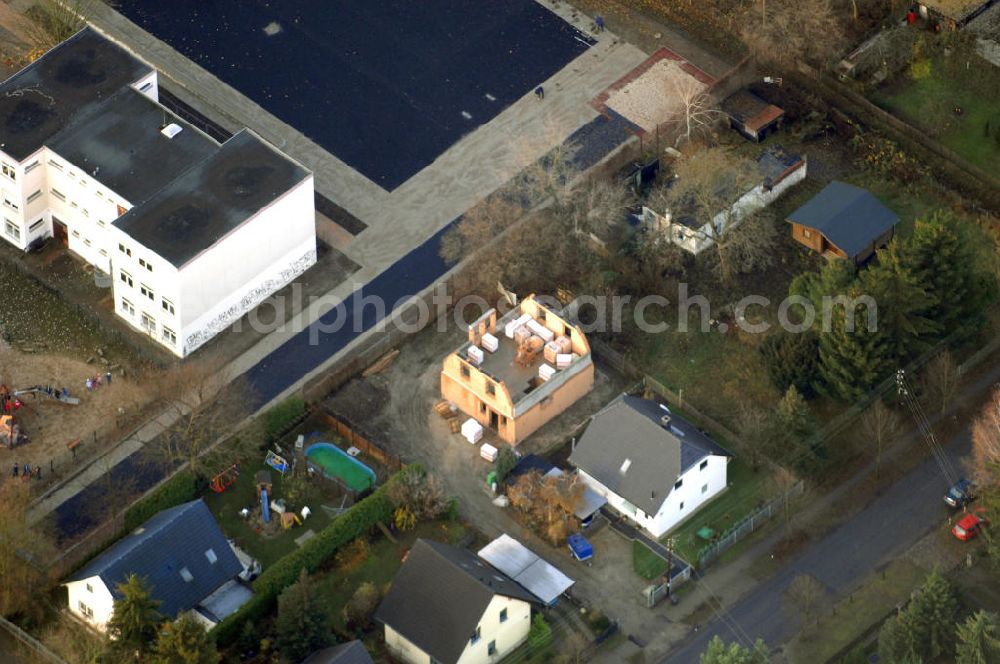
375, 539, 536, 664
63, 500, 252, 631
720, 90, 785, 142
0, 27, 316, 357
569, 396, 731, 538
300, 641, 374, 664
787, 181, 899, 264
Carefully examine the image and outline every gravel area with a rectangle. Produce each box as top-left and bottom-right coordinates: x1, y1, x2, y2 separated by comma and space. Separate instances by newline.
604, 59, 706, 131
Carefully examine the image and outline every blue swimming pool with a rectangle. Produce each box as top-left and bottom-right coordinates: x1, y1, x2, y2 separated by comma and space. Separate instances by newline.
305, 442, 376, 491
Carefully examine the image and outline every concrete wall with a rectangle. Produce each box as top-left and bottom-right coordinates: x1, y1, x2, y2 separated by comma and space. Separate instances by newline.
65, 577, 115, 632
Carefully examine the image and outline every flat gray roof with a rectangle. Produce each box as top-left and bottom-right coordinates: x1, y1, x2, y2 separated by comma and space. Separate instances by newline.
113, 130, 310, 268
0, 27, 151, 161
49, 87, 218, 206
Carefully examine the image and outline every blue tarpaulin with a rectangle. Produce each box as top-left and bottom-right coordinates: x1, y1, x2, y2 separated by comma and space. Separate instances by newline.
568, 534, 593, 562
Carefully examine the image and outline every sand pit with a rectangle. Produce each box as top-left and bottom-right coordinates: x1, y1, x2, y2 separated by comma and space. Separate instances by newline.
604, 59, 708, 132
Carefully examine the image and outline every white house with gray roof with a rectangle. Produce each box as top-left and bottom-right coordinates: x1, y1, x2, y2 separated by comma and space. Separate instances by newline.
569, 395, 731, 538
0, 27, 316, 357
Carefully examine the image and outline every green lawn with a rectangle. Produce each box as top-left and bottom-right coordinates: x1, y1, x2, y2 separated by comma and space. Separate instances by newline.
663, 459, 776, 564
872, 57, 1000, 173
203, 460, 335, 568
785, 559, 927, 663
632, 540, 669, 581
314, 520, 468, 635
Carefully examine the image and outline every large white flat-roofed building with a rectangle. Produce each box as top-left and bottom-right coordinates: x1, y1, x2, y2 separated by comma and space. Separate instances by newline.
0, 27, 316, 357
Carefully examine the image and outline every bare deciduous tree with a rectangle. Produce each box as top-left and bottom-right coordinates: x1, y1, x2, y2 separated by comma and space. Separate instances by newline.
0, 482, 54, 620
649, 146, 767, 282
742, 0, 847, 69
787, 574, 826, 626
735, 401, 772, 471
922, 351, 961, 416
508, 470, 584, 545
666, 71, 722, 147
440, 196, 526, 265
861, 398, 901, 479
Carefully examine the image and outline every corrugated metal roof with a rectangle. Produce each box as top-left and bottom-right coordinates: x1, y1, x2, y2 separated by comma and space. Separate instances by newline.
478, 534, 574, 606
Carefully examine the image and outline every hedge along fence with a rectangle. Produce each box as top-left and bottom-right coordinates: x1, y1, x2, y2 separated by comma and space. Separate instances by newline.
211, 464, 421, 646
122, 469, 201, 533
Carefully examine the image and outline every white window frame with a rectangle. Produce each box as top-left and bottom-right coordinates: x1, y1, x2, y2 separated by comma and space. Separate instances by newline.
120, 270, 133, 287
162, 299, 175, 315
120, 298, 135, 317
140, 283, 154, 301
4, 219, 20, 241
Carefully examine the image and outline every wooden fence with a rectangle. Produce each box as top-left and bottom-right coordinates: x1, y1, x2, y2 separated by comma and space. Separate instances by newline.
318, 408, 403, 477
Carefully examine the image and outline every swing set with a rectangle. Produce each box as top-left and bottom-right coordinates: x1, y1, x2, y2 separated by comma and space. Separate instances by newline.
210, 463, 240, 493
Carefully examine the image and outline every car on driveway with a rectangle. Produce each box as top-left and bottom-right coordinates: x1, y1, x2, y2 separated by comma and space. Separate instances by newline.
952, 509, 989, 541
944, 478, 975, 508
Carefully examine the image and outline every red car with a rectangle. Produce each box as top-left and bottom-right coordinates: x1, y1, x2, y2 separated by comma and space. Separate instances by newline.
952, 509, 989, 541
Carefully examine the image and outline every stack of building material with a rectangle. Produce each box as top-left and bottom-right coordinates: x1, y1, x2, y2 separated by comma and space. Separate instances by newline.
538, 364, 557, 381
553, 335, 572, 354
461, 418, 484, 444
526, 319, 554, 343
505, 313, 533, 338
434, 400, 458, 419
513, 326, 531, 345
543, 341, 562, 364
481, 333, 499, 353
556, 353, 573, 369
480, 443, 499, 463
467, 345, 485, 366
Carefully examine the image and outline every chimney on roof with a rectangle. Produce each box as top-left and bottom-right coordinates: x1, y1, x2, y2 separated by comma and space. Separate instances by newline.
160, 123, 183, 139
660, 414, 671, 429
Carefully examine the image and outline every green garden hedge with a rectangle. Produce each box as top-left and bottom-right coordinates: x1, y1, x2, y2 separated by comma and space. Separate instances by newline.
211, 465, 420, 645
122, 470, 200, 532
263, 396, 307, 441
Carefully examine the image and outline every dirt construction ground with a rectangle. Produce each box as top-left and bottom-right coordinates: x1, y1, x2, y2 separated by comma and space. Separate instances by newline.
323, 318, 707, 652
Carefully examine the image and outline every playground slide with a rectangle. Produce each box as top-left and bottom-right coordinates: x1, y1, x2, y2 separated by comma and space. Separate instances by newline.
261, 488, 270, 523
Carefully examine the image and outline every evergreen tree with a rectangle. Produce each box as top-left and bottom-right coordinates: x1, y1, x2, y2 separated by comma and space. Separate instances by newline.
902, 568, 959, 660
859, 242, 939, 362
152, 614, 219, 664
818, 285, 894, 400
276, 569, 332, 662
759, 332, 819, 398
772, 385, 820, 475
956, 610, 1000, 664
878, 613, 911, 663
700, 635, 771, 663
105, 574, 162, 661
907, 212, 991, 334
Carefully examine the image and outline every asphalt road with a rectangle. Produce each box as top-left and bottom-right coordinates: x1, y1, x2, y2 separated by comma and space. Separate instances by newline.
663, 425, 971, 662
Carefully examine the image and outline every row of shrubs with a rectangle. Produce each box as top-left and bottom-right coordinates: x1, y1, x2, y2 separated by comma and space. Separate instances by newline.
211, 465, 420, 646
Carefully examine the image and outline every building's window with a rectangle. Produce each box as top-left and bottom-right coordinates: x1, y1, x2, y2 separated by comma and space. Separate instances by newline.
539, 310, 547, 323
3, 196, 18, 212
470, 626, 481, 646
140, 284, 154, 301
139, 258, 152, 272
97, 220, 105, 228
162, 299, 175, 315
461, 364, 471, 379
99, 249, 107, 257
82, 209, 89, 217
205, 548, 218, 564
51, 188, 66, 201
179, 567, 193, 583
702, 483, 709, 494
71, 230, 80, 239
162, 327, 176, 345
488, 640, 497, 656
501, 415, 507, 425
117, 204, 127, 217
803, 228, 811, 239
70, 201, 78, 209
4, 219, 20, 241
1, 162, 15, 181
486, 382, 496, 396
26, 190, 42, 204
83, 238, 91, 247
85, 583, 92, 593
120, 298, 135, 317
141, 312, 156, 333
499, 608, 508, 623
77, 601, 93, 619
679, 501, 685, 510
118, 243, 131, 256
139, 82, 153, 92
120, 270, 133, 287
79, 179, 87, 188
96, 190, 104, 199
674, 479, 683, 490
24, 161, 39, 174
699, 459, 708, 471
28, 219, 44, 232
479, 402, 487, 413
48, 159, 63, 171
